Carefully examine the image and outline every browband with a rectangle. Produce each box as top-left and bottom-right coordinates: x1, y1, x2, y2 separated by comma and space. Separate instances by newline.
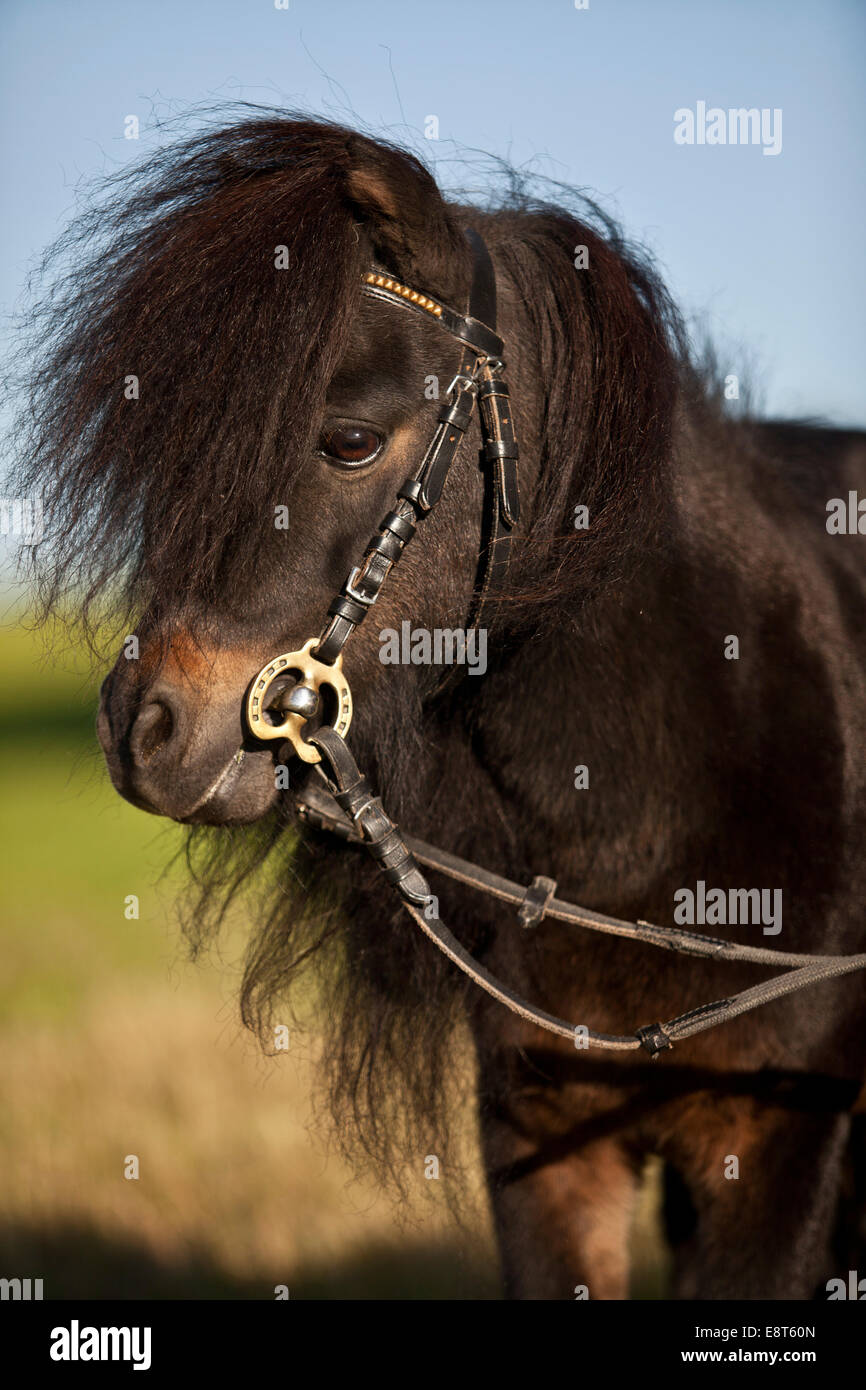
362, 233, 504, 361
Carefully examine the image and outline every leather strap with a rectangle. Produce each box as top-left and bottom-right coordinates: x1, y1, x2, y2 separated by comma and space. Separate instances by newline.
464, 227, 498, 335
460, 231, 519, 632
296, 762, 866, 1056
465, 369, 519, 635
416, 382, 479, 511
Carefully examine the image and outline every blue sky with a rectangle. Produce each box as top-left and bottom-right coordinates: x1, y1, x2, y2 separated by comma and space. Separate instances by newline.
1, 0, 864, 434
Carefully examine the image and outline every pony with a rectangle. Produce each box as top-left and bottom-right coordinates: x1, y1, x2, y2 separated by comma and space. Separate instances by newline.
13, 111, 866, 1299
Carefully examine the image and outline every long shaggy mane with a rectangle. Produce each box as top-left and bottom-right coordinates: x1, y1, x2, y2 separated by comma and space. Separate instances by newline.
7, 107, 699, 1188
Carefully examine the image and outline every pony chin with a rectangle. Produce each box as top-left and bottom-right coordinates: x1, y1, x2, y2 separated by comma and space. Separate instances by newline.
176, 748, 281, 825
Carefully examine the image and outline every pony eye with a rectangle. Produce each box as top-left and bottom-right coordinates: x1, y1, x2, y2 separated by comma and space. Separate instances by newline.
319, 425, 383, 466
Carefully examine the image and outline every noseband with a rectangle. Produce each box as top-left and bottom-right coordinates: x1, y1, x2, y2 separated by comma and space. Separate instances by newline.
244, 230, 866, 1056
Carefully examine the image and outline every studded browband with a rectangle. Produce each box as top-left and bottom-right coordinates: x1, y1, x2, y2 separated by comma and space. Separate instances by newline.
361, 261, 506, 360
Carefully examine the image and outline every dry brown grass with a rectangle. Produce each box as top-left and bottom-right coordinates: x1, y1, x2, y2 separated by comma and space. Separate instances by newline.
0, 977, 502, 1299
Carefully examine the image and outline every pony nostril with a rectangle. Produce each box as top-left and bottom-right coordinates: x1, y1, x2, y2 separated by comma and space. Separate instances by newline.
130, 700, 175, 764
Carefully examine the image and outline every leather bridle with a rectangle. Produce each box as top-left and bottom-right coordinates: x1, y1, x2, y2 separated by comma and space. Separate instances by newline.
243, 229, 866, 1057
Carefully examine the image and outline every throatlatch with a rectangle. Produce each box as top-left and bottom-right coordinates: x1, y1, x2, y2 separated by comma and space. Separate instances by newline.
245, 229, 866, 1057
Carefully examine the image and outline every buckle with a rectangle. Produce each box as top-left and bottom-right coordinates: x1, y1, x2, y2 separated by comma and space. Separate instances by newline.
345, 563, 378, 607
445, 371, 479, 397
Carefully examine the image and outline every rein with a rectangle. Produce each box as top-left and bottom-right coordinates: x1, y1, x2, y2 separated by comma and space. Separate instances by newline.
244, 230, 866, 1057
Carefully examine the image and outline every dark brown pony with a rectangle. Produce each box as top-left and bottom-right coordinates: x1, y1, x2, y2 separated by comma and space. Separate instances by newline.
13, 111, 866, 1299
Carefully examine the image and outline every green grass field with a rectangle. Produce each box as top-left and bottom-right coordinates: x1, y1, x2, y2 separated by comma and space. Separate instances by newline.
0, 611, 667, 1298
